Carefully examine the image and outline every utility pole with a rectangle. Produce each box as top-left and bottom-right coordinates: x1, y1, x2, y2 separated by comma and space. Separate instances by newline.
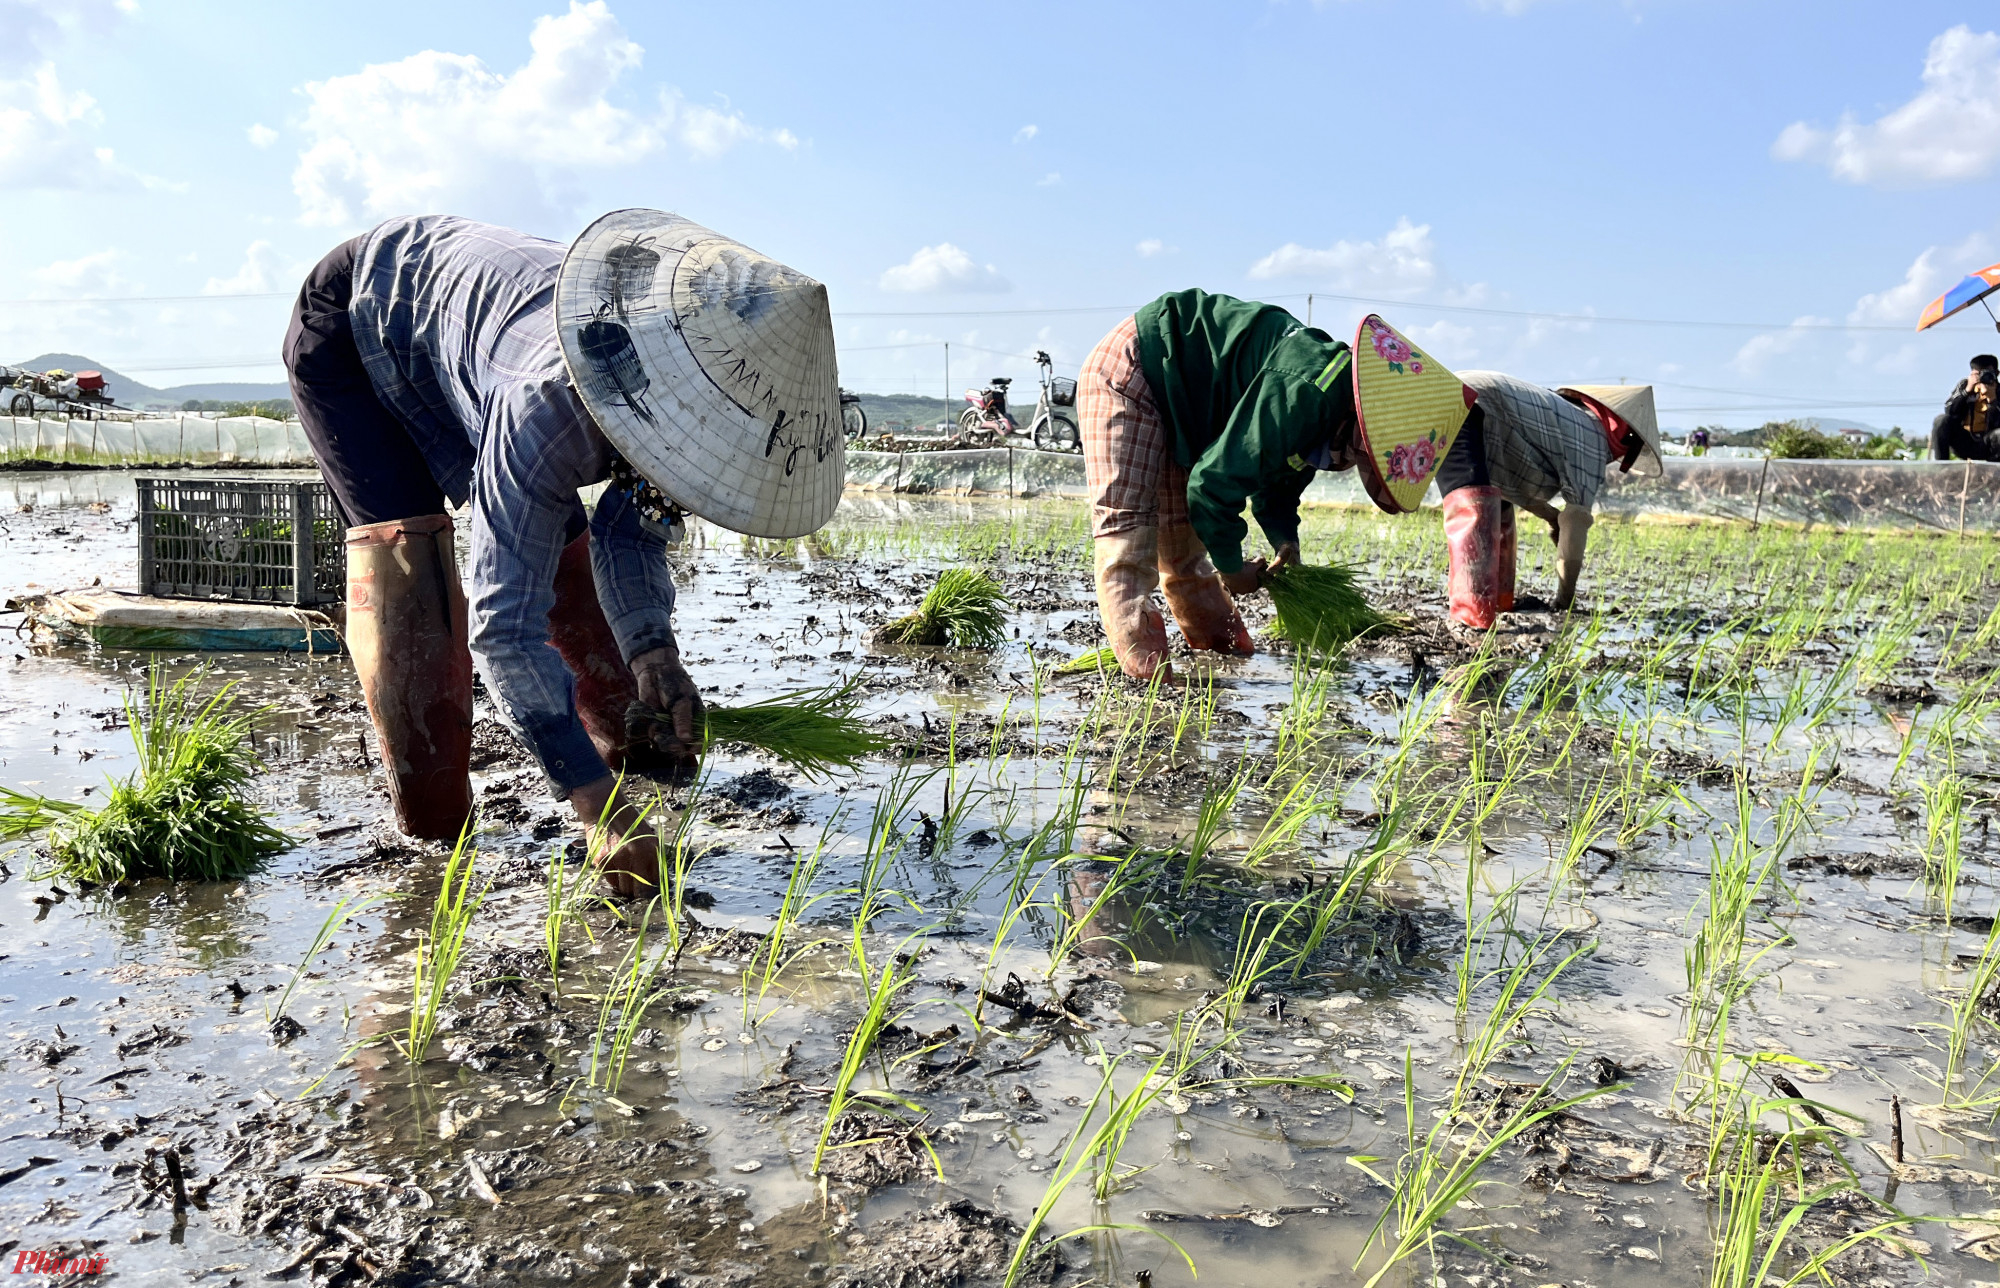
1307, 294, 1313, 326
943, 342, 950, 430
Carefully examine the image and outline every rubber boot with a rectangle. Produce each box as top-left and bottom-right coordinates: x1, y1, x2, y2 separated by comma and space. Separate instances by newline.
344, 515, 474, 842
547, 533, 639, 770
1442, 485, 1505, 630
1496, 499, 1517, 614
1158, 522, 1254, 656
1093, 528, 1170, 679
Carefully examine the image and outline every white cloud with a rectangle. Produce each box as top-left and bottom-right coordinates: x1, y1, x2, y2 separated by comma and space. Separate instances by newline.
29, 248, 136, 297
1248, 217, 1438, 294
0, 64, 117, 188
1135, 239, 1168, 257
1774, 26, 2000, 186
1012, 124, 1037, 144
1035, 171, 1060, 187
291, 1, 793, 229
1731, 316, 1831, 375
878, 243, 1009, 294
247, 123, 277, 148
203, 241, 290, 295
1847, 247, 1949, 327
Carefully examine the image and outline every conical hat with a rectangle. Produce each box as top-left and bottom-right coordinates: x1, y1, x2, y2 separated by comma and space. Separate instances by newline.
1350, 315, 1474, 514
556, 209, 844, 539
1558, 384, 1663, 477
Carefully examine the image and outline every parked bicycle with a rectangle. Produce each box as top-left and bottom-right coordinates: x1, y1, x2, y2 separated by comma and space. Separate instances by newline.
839, 388, 867, 442
954, 353, 1080, 452
1024, 351, 1079, 453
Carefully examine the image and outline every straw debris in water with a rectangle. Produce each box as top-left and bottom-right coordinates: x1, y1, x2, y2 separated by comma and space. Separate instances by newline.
1, 667, 291, 884
876, 568, 1009, 649
1264, 563, 1393, 654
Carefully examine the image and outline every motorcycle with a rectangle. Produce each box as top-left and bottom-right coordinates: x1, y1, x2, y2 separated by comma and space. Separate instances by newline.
957, 376, 1017, 445
839, 388, 868, 442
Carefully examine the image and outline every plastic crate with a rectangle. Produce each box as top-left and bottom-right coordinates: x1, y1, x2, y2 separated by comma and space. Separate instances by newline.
135, 476, 343, 606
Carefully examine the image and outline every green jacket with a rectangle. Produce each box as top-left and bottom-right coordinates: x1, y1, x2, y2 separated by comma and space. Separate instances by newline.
1133, 289, 1355, 573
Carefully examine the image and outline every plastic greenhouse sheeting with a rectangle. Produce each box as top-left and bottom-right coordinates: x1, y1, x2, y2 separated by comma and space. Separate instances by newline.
843, 448, 2000, 533
1, 416, 314, 464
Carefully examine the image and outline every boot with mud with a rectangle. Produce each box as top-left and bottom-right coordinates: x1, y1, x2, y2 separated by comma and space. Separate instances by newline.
344, 515, 475, 842
1092, 527, 1170, 680
1442, 484, 1506, 631
1158, 521, 1254, 657
547, 533, 641, 771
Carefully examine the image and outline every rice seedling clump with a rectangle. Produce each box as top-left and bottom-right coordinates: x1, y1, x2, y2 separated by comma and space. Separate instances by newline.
703, 676, 891, 780
2, 668, 290, 884
1053, 645, 1119, 675
876, 568, 1009, 648
1265, 563, 1390, 654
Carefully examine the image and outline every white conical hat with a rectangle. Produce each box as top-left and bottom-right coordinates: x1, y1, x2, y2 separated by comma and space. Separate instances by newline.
556, 209, 844, 538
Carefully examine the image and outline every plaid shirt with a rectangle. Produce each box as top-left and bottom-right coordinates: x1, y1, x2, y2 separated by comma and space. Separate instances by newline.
349, 216, 678, 795
1458, 371, 1610, 511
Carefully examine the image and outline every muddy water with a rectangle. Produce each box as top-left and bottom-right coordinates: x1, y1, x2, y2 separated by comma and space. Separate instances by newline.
0, 473, 1995, 1287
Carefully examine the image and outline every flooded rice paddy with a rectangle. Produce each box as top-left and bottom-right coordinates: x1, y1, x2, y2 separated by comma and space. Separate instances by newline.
4, 469, 2000, 1287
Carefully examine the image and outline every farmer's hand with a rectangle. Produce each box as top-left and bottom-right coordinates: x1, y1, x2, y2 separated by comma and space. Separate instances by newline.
1219, 558, 1268, 596
1270, 542, 1301, 574
1552, 507, 1593, 612
570, 775, 663, 897
630, 646, 704, 775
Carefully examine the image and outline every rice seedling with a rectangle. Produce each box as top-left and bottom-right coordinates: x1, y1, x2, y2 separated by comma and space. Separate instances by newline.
588, 896, 671, 1094
398, 825, 486, 1063
271, 891, 390, 1026
1933, 910, 2000, 1108
543, 840, 598, 987
743, 811, 845, 1030
1264, 562, 1390, 654
1055, 646, 1119, 675
1350, 936, 1602, 1288
1180, 765, 1248, 888
702, 676, 890, 779
811, 927, 936, 1179
877, 567, 1010, 647
1002, 1044, 1194, 1288
1920, 770, 1966, 919
5, 667, 291, 884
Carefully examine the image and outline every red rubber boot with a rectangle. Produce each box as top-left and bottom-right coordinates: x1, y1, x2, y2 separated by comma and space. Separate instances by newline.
1496, 499, 1517, 614
547, 534, 640, 770
1442, 485, 1505, 630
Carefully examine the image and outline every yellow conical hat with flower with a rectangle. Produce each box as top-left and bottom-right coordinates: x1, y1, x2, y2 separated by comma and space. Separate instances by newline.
1350, 315, 1474, 514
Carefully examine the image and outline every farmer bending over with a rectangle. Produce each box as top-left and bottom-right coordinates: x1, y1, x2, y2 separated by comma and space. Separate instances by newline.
284, 211, 843, 892
1438, 373, 1661, 628
1080, 289, 1475, 677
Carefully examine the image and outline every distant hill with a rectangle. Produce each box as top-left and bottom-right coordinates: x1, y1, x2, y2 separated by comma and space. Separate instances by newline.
8, 353, 290, 411
853, 392, 960, 430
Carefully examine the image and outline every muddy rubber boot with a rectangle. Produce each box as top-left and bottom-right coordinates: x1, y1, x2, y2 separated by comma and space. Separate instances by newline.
344, 515, 475, 842
548, 533, 640, 770
1158, 522, 1254, 656
1442, 485, 1505, 630
1092, 527, 1170, 680
1496, 499, 1517, 614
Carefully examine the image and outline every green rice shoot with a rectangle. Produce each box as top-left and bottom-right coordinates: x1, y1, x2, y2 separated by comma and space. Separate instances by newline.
1054, 646, 1120, 675
705, 676, 892, 780
877, 567, 1010, 649
1265, 563, 1392, 655
2, 667, 291, 884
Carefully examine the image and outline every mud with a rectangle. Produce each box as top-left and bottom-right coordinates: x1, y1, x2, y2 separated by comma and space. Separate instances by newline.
1, 474, 1998, 1286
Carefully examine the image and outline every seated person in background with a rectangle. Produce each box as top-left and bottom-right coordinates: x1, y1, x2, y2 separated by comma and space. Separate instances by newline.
1933, 354, 2000, 461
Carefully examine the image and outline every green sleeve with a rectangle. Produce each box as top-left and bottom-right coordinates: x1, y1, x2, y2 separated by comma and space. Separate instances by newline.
1185, 373, 1318, 574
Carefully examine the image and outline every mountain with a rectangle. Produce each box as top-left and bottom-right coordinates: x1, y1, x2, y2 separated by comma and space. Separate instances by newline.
7, 353, 290, 410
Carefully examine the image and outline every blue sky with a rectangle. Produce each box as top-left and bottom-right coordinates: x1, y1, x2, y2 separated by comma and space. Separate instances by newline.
5, 0, 1999, 429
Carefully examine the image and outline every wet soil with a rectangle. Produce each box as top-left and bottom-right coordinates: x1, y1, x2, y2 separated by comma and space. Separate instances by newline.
1, 475, 1996, 1287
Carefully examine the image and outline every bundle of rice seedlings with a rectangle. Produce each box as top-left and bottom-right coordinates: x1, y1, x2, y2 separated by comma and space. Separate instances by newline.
1054, 646, 1120, 675
1264, 563, 1392, 655
876, 568, 1009, 649
1, 668, 291, 885
703, 676, 891, 780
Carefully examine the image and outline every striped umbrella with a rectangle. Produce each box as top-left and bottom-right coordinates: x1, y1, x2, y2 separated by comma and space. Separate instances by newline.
1917, 261, 2000, 331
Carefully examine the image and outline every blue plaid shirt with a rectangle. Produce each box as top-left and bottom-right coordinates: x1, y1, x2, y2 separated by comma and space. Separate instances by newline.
348, 216, 678, 796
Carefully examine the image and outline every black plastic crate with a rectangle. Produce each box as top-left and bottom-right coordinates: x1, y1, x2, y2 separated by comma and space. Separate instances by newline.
135, 476, 343, 606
